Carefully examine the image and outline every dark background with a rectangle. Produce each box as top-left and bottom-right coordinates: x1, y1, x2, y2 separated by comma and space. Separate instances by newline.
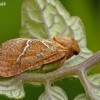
0, 0, 100, 100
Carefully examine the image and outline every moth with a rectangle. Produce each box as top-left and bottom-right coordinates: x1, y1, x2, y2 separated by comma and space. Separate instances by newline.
0, 36, 80, 77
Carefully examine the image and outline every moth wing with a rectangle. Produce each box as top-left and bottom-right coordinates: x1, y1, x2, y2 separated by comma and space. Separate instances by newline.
21, 40, 67, 71
0, 38, 28, 77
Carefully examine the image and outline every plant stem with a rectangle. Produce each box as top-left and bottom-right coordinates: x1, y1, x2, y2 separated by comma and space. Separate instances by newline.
18, 51, 100, 83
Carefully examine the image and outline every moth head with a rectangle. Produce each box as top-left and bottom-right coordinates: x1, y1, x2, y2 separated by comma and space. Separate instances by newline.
53, 35, 80, 55
70, 38, 80, 55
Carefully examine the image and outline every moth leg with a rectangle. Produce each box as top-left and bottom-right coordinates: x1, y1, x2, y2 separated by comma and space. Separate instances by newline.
39, 65, 44, 70
58, 55, 67, 68
31, 65, 44, 72
29, 65, 43, 72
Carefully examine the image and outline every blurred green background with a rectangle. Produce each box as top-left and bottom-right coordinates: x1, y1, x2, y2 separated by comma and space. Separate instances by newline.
0, 0, 100, 100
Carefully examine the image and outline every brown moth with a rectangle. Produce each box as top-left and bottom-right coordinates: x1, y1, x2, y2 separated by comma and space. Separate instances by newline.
0, 36, 80, 77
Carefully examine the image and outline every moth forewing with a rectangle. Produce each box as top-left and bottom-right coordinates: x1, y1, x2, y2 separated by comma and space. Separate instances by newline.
21, 40, 67, 71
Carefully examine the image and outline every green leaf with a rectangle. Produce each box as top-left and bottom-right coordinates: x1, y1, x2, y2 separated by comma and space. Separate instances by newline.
74, 74, 100, 100
20, 0, 93, 67
38, 86, 68, 100
87, 74, 100, 100
74, 93, 90, 100
0, 77, 25, 99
